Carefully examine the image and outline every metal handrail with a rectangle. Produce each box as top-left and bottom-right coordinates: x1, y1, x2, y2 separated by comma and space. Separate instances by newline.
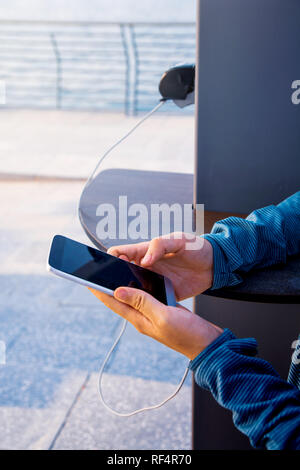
0, 20, 196, 114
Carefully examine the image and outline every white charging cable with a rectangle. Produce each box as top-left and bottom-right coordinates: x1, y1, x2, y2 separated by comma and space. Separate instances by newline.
98, 318, 190, 417
80, 98, 190, 416
83, 99, 167, 192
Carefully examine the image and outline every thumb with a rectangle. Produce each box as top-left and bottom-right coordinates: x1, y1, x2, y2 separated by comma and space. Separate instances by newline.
114, 287, 166, 319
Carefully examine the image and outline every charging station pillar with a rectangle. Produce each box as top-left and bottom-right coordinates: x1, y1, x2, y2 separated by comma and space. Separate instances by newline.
193, 0, 300, 450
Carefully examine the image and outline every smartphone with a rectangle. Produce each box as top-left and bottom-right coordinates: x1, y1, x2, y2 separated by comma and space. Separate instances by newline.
47, 235, 176, 306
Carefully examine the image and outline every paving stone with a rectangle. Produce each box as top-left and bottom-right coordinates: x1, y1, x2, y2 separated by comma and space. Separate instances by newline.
0, 367, 88, 449
52, 372, 192, 450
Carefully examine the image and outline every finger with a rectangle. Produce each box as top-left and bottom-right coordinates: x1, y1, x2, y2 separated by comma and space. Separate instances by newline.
87, 287, 150, 332
114, 287, 167, 321
107, 242, 150, 263
141, 235, 185, 266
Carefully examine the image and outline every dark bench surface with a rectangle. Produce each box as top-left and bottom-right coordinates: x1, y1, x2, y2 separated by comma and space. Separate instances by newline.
79, 169, 300, 304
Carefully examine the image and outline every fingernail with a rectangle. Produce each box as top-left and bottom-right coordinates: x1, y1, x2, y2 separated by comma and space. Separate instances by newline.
142, 253, 152, 265
115, 288, 127, 300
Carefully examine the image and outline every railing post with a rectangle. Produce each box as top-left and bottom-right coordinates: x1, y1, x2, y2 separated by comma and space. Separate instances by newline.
50, 32, 62, 109
120, 23, 139, 115
120, 24, 130, 115
130, 24, 139, 115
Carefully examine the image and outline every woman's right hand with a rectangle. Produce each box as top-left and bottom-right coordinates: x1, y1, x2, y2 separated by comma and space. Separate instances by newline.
107, 232, 214, 301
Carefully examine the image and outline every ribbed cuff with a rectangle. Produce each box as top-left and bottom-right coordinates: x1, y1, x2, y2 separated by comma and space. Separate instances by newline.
189, 329, 258, 393
202, 234, 242, 290
188, 328, 236, 371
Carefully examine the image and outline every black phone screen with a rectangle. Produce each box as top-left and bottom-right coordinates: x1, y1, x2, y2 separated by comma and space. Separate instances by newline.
49, 235, 168, 304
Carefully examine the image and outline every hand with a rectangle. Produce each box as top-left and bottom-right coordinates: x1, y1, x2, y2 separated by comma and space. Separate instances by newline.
107, 233, 214, 301
88, 286, 223, 360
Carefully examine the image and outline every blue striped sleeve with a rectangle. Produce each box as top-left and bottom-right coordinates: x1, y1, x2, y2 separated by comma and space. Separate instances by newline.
189, 329, 300, 449
202, 191, 300, 290
277, 192, 300, 257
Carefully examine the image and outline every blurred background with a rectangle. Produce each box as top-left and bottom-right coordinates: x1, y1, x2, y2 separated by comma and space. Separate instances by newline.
0, 0, 196, 113
0, 0, 196, 450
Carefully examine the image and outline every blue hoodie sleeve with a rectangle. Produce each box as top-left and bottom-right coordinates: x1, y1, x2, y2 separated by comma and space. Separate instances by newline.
202, 192, 300, 289
189, 330, 300, 450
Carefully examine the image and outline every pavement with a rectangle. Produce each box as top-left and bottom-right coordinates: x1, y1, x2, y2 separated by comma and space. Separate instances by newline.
0, 109, 194, 450
0, 109, 194, 179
